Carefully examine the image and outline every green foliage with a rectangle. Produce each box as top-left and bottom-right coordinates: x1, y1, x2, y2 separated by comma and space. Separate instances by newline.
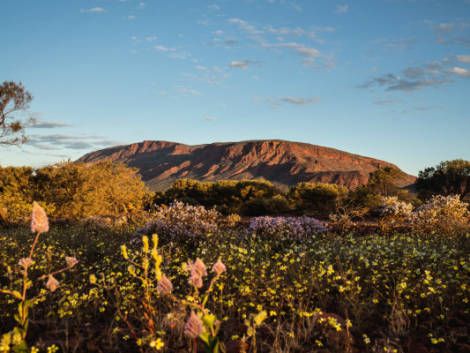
0, 162, 151, 222
288, 182, 348, 216
158, 178, 285, 215
367, 167, 404, 196
416, 159, 470, 200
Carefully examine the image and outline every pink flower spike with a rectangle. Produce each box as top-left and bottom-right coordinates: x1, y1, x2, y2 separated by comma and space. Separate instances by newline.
212, 259, 226, 276
46, 275, 60, 292
31, 202, 49, 233
184, 311, 204, 339
157, 274, 173, 295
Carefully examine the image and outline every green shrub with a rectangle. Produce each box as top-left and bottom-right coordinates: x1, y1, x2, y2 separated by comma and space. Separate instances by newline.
289, 182, 348, 216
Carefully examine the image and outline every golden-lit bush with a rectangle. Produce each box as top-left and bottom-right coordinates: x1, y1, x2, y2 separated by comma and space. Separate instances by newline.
409, 194, 470, 235
0, 162, 151, 222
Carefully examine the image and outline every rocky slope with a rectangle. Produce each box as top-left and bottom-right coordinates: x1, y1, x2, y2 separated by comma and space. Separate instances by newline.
78, 140, 416, 191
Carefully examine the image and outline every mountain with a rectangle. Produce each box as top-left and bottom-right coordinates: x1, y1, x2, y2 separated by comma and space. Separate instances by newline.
78, 140, 416, 191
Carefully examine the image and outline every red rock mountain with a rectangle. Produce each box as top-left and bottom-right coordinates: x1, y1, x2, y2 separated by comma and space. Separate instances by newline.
78, 140, 416, 191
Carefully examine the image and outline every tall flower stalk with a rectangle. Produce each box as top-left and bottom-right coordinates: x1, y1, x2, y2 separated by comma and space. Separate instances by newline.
0, 202, 78, 352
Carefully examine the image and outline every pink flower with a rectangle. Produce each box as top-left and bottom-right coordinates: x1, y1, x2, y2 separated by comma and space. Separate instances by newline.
192, 258, 208, 277
31, 202, 49, 233
157, 275, 173, 295
66, 256, 78, 268
184, 311, 204, 339
18, 257, 33, 270
212, 259, 226, 276
46, 275, 60, 292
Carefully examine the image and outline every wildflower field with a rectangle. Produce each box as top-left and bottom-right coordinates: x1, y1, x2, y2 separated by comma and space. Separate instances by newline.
1, 203, 470, 353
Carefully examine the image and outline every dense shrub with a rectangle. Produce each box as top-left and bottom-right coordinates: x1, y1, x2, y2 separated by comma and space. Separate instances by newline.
288, 182, 348, 216
379, 196, 413, 219
159, 178, 283, 215
409, 194, 470, 235
0, 162, 151, 222
248, 215, 328, 240
138, 201, 221, 242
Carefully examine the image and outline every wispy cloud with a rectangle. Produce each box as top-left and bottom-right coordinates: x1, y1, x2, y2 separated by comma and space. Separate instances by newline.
80, 7, 106, 14
335, 4, 349, 13
27, 121, 73, 129
26, 134, 121, 151
372, 38, 416, 51
456, 55, 470, 64
204, 116, 217, 121
446, 67, 470, 78
360, 73, 450, 91
229, 60, 262, 69
360, 60, 456, 92
426, 20, 470, 46
177, 86, 202, 96
155, 45, 174, 52
230, 61, 249, 69
262, 96, 321, 107
228, 18, 335, 70
374, 97, 403, 106
228, 18, 261, 35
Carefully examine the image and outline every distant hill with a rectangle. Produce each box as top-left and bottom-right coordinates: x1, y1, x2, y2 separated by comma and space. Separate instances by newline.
78, 140, 416, 191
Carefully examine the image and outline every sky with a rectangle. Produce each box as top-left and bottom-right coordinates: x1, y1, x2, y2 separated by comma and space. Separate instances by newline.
1, 0, 470, 175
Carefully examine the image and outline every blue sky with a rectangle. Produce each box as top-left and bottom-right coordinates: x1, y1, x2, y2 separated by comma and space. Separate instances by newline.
1, 0, 470, 175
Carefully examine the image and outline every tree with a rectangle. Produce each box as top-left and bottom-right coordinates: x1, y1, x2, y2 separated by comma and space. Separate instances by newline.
0, 81, 33, 145
416, 159, 470, 200
289, 182, 348, 216
367, 167, 403, 196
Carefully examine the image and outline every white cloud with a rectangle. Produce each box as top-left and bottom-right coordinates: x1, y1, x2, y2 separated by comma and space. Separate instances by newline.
228, 18, 260, 35
296, 47, 320, 57
177, 86, 202, 96
127, 15, 136, 20
456, 55, 470, 63
447, 66, 470, 77
138, 2, 146, 9
204, 116, 217, 121
80, 7, 106, 14
146, 36, 158, 42
335, 4, 349, 13
155, 45, 173, 52
434, 23, 454, 34
208, 4, 220, 10
230, 61, 248, 69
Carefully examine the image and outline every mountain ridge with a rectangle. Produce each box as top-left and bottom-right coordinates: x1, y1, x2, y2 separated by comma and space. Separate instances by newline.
78, 139, 416, 191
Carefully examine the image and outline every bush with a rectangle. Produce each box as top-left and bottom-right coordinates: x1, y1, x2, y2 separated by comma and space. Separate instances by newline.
378, 196, 413, 219
0, 162, 151, 222
160, 178, 284, 215
138, 201, 221, 242
289, 182, 348, 216
248, 215, 328, 240
409, 194, 470, 235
